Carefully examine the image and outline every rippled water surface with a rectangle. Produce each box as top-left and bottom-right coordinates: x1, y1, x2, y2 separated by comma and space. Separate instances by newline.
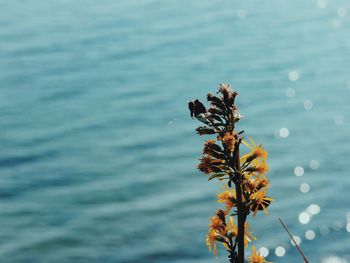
1, 0, 350, 262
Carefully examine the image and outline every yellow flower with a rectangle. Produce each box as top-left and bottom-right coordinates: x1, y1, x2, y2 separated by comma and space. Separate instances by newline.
243, 178, 256, 193
209, 214, 226, 234
248, 246, 271, 263
225, 216, 238, 237
255, 162, 269, 175
206, 229, 218, 255
243, 222, 256, 247
254, 175, 270, 190
206, 210, 228, 256
244, 175, 270, 194
225, 217, 256, 247
249, 190, 273, 216
241, 138, 268, 164
217, 189, 237, 212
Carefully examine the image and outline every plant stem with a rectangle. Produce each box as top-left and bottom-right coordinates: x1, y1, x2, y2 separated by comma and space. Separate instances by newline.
235, 179, 245, 263
234, 144, 245, 263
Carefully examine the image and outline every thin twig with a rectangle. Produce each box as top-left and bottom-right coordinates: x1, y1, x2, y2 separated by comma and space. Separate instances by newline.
278, 218, 309, 263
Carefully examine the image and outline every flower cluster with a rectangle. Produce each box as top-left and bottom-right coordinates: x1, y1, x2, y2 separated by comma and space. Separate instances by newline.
189, 84, 273, 263
206, 209, 255, 256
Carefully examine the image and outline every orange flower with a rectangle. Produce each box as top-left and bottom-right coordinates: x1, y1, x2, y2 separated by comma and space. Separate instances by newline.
249, 190, 273, 216
243, 222, 256, 247
209, 215, 226, 234
206, 229, 218, 255
243, 178, 256, 193
255, 162, 269, 175
225, 216, 238, 237
217, 189, 237, 212
241, 138, 268, 165
248, 246, 271, 263
218, 131, 236, 153
243, 174, 269, 192
251, 175, 270, 191
206, 210, 228, 256
254, 147, 267, 159
225, 217, 256, 247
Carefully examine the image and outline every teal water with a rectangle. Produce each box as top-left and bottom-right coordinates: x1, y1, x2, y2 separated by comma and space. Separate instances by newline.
0, 0, 350, 262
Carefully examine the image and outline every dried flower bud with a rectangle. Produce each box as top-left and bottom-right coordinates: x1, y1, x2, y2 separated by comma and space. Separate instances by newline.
207, 114, 223, 123
188, 99, 206, 118
208, 106, 224, 116
233, 109, 243, 120
203, 140, 226, 160
219, 84, 238, 108
207, 93, 226, 111
198, 156, 224, 174
196, 126, 216, 136
219, 84, 233, 107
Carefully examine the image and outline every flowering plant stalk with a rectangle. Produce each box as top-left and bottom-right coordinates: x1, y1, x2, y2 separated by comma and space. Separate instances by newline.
189, 85, 273, 263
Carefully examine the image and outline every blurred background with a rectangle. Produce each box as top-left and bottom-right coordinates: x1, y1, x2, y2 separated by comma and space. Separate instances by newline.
0, 0, 349, 262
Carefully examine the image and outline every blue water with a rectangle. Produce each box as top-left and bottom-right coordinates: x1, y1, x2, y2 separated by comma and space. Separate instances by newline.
1, 0, 350, 262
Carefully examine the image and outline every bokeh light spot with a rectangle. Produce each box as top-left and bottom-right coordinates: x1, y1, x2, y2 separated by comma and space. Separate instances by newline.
275, 246, 286, 257
332, 221, 343, 231
346, 223, 350, 233
288, 70, 300, 81
307, 204, 321, 215
279, 128, 290, 138
291, 235, 301, 246
317, 0, 328, 8
285, 88, 295, 98
294, 166, 304, 176
322, 256, 348, 263
320, 226, 330, 236
259, 247, 269, 257
299, 212, 311, 224
304, 100, 313, 110
300, 183, 310, 193
309, 160, 319, 169
305, 230, 315, 240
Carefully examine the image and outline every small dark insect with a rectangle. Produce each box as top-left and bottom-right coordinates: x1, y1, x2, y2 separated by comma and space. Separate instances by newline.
188, 99, 206, 118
